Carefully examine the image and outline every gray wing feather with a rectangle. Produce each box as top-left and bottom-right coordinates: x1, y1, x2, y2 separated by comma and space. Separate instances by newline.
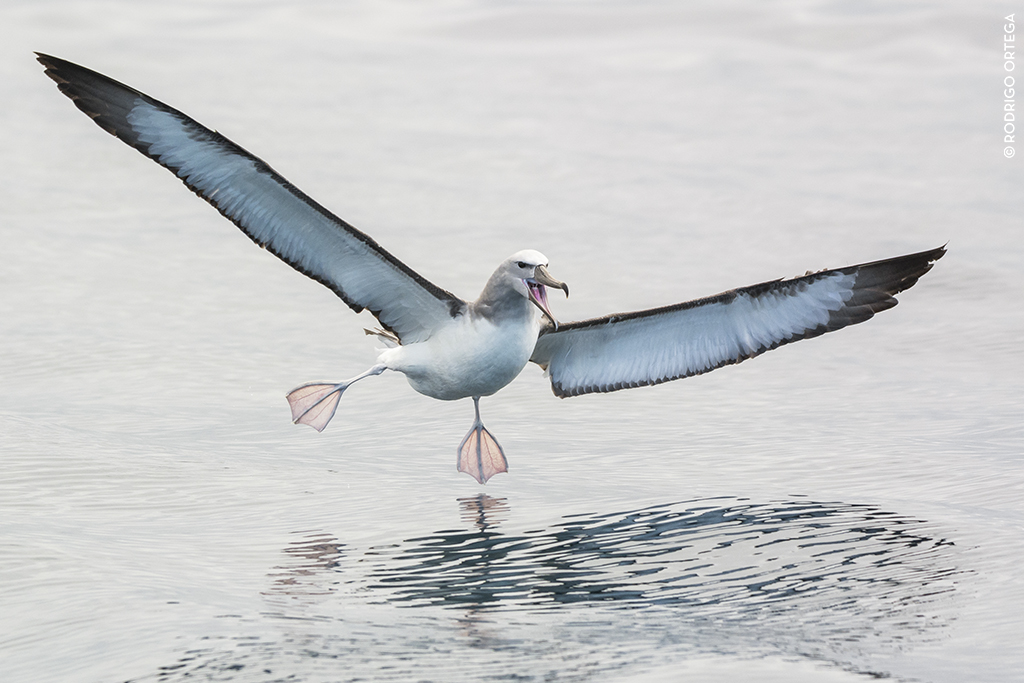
531, 247, 945, 397
38, 53, 464, 343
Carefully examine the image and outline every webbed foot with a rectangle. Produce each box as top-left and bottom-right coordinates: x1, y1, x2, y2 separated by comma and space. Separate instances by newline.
286, 382, 346, 432
457, 397, 508, 484
285, 364, 386, 432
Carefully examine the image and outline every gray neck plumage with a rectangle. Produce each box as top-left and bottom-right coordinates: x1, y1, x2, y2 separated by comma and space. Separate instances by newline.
470, 274, 534, 324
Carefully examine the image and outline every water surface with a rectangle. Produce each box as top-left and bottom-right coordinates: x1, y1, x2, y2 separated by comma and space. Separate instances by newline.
1, 2, 1021, 682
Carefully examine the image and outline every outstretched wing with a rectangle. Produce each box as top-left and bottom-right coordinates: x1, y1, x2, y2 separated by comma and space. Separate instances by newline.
38, 53, 465, 343
531, 246, 945, 398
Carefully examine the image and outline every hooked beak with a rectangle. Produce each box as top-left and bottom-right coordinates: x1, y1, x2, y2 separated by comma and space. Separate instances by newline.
525, 264, 569, 330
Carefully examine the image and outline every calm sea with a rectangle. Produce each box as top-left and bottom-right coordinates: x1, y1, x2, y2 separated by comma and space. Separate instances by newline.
2, 2, 1021, 681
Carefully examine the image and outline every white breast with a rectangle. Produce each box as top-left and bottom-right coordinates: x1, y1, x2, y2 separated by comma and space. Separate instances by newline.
379, 312, 541, 401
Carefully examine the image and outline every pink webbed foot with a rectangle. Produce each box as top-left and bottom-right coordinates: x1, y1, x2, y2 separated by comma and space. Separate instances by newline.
457, 397, 508, 484
285, 364, 387, 432
286, 382, 345, 432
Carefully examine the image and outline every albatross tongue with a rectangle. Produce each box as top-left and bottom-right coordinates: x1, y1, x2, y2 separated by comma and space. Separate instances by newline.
527, 282, 557, 329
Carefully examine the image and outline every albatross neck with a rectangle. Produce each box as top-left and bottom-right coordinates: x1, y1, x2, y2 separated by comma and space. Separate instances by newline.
470, 275, 536, 324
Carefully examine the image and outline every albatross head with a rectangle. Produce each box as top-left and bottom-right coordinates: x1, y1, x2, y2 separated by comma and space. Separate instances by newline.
504, 250, 569, 330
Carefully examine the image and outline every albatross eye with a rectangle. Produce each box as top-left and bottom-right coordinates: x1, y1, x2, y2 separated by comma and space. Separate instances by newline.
517, 261, 529, 269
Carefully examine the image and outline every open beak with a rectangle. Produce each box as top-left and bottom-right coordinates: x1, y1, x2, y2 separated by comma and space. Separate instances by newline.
525, 264, 569, 330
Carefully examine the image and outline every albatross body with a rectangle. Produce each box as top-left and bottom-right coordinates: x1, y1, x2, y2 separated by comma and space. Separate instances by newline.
38, 54, 945, 484
286, 250, 566, 483
383, 252, 554, 402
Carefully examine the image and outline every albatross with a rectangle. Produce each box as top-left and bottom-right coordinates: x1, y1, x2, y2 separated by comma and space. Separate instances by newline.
38, 54, 945, 484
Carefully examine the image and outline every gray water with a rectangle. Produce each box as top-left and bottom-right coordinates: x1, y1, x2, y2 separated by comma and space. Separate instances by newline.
2, 2, 1022, 682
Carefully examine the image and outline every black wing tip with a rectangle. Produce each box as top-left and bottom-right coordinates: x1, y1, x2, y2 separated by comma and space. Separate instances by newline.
850, 244, 947, 299
35, 52, 79, 74
36, 51, 152, 144
36, 52, 119, 90
35, 51, 60, 68
36, 52, 82, 94
858, 243, 946, 270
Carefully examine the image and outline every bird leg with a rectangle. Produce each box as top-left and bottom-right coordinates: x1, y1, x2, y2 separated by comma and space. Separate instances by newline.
286, 364, 387, 432
457, 397, 508, 484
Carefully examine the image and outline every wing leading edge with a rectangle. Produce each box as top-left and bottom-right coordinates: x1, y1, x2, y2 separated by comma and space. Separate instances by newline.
37, 53, 464, 343
531, 246, 945, 398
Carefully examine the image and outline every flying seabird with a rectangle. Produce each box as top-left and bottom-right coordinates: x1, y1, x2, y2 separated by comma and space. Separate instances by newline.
38, 54, 945, 484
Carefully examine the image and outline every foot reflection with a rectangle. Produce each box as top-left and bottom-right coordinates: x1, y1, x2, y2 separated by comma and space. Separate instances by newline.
458, 494, 509, 531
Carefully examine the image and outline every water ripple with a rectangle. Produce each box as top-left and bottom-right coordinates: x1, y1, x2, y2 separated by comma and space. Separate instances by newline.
146, 496, 962, 682
359, 496, 959, 622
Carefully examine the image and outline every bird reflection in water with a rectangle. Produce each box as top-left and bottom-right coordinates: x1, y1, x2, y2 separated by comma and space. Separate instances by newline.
452, 495, 512, 647
459, 494, 510, 531
267, 496, 959, 626
362, 496, 960, 634
154, 496, 961, 682
264, 532, 345, 607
